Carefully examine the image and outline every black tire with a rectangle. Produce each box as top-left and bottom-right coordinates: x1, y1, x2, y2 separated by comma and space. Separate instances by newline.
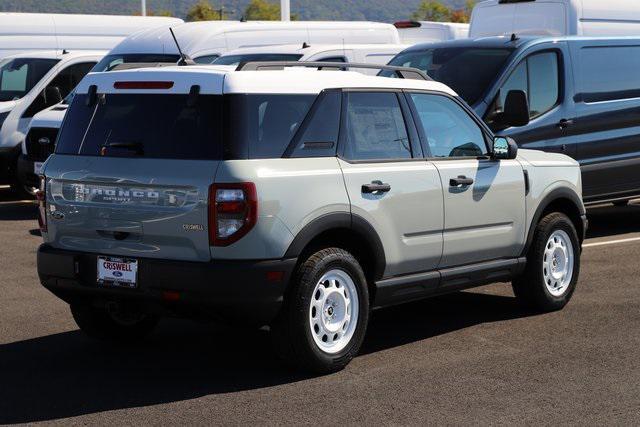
513, 212, 580, 312
613, 200, 629, 207
71, 304, 159, 342
271, 248, 370, 374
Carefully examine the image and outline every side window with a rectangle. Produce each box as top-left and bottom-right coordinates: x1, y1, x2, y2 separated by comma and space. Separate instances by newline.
342, 92, 412, 161
410, 93, 488, 158
193, 55, 220, 64
317, 56, 346, 63
498, 51, 559, 120
290, 90, 341, 158
48, 62, 96, 99
24, 62, 96, 118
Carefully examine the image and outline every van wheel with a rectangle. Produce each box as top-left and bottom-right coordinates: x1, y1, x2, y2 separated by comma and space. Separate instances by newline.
71, 304, 159, 342
513, 212, 580, 312
271, 248, 369, 373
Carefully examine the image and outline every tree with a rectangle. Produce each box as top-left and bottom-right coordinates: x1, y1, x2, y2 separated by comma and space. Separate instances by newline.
243, 0, 281, 20
411, 0, 451, 22
186, 0, 229, 21
449, 0, 476, 23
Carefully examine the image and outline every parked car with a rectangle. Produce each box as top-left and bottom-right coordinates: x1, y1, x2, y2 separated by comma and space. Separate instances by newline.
0, 13, 182, 59
212, 43, 410, 74
0, 50, 106, 195
384, 36, 640, 205
36, 62, 585, 373
470, 0, 640, 38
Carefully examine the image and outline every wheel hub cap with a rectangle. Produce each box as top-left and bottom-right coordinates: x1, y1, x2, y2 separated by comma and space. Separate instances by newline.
309, 269, 359, 354
542, 230, 574, 297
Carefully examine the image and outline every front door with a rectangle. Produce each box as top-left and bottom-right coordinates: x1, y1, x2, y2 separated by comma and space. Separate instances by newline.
407, 92, 526, 268
338, 91, 444, 278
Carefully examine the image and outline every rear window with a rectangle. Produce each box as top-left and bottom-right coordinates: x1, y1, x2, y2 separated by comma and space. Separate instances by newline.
56, 93, 316, 160
56, 94, 223, 160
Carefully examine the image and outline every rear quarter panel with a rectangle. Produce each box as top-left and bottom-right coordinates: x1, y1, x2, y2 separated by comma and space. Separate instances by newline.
212, 158, 350, 260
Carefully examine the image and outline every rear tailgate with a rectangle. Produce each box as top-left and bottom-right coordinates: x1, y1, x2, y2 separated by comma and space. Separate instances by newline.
43, 68, 225, 262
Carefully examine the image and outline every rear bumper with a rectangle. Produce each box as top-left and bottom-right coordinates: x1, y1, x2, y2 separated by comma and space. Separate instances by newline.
37, 244, 297, 326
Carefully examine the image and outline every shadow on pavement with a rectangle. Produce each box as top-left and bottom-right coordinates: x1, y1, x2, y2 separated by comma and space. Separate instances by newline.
586, 202, 640, 239
0, 187, 37, 221
0, 291, 530, 424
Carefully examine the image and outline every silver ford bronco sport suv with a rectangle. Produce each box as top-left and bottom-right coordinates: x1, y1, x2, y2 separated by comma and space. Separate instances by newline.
36, 62, 586, 373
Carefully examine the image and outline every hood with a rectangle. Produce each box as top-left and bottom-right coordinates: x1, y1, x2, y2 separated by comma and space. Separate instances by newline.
0, 100, 17, 114
30, 104, 68, 129
517, 148, 578, 167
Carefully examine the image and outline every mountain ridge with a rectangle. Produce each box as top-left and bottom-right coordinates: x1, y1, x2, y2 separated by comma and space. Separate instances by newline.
0, 0, 467, 23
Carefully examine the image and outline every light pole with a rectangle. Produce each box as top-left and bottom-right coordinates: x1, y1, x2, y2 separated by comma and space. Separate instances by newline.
281, 0, 290, 21
141, 0, 147, 16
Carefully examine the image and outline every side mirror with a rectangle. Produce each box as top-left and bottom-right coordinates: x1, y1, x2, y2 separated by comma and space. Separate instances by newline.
492, 136, 518, 160
503, 89, 530, 127
44, 86, 63, 107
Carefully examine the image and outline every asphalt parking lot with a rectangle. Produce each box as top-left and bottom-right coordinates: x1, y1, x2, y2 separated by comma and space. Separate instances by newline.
1, 185, 639, 425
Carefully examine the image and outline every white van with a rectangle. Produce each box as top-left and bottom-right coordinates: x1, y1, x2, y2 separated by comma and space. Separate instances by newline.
0, 13, 183, 59
470, 0, 640, 38
394, 21, 469, 44
106, 20, 401, 65
0, 50, 106, 193
212, 44, 410, 74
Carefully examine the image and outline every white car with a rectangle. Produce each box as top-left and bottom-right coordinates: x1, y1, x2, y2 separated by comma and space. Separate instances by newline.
0, 50, 105, 194
37, 62, 585, 373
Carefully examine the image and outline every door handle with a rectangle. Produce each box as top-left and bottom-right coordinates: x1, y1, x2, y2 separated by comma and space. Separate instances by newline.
362, 180, 391, 194
449, 176, 474, 187
558, 118, 574, 129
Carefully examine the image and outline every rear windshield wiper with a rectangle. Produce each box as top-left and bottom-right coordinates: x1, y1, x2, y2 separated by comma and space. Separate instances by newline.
100, 141, 144, 156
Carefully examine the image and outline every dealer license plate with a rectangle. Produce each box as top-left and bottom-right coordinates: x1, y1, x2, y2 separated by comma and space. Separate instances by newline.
97, 256, 138, 288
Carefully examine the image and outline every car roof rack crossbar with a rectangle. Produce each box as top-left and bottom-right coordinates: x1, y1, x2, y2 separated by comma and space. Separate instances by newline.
236, 61, 431, 81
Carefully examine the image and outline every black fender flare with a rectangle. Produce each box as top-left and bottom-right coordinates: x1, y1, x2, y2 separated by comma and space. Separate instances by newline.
521, 187, 585, 256
284, 212, 386, 280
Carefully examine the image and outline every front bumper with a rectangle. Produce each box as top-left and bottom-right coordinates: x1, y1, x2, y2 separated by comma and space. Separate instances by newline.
17, 154, 39, 190
38, 245, 297, 326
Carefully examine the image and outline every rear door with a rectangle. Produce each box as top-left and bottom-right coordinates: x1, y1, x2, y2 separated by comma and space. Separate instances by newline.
45, 81, 223, 262
338, 90, 443, 277
406, 91, 525, 268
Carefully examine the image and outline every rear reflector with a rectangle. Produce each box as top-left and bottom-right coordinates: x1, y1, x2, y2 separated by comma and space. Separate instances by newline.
114, 81, 174, 90
394, 21, 421, 29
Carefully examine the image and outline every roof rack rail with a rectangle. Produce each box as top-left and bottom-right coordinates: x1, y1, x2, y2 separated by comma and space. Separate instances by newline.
236, 61, 431, 81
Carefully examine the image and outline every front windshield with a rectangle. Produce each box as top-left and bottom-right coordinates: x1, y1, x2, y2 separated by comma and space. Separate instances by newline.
0, 58, 59, 102
213, 53, 303, 67
91, 53, 181, 72
383, 47, 514, 106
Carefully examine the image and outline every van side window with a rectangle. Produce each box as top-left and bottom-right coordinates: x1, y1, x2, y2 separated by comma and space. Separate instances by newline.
409, 93, 488, 158
342, 92, 412, 161
578, 46, 640, 102
498, 51, 559, 120
290, 90, 341, 158
23, 61, 96, 118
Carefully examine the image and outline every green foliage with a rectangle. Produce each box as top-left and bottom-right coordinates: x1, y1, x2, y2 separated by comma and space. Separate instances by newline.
186, 0, 228, 21
0, 0, 468, 22
243, 0, 280, 20
411, 0, 474, 23
411, 0, 451, 22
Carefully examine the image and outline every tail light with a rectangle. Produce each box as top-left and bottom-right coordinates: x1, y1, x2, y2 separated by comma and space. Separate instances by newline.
36, 175, 47, 233
208, 183, 257, 247
394, 21, 421, 29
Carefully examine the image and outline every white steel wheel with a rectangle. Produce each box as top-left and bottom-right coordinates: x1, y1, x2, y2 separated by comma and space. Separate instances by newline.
309, 269, 359, 354
542, 230, 575, 297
